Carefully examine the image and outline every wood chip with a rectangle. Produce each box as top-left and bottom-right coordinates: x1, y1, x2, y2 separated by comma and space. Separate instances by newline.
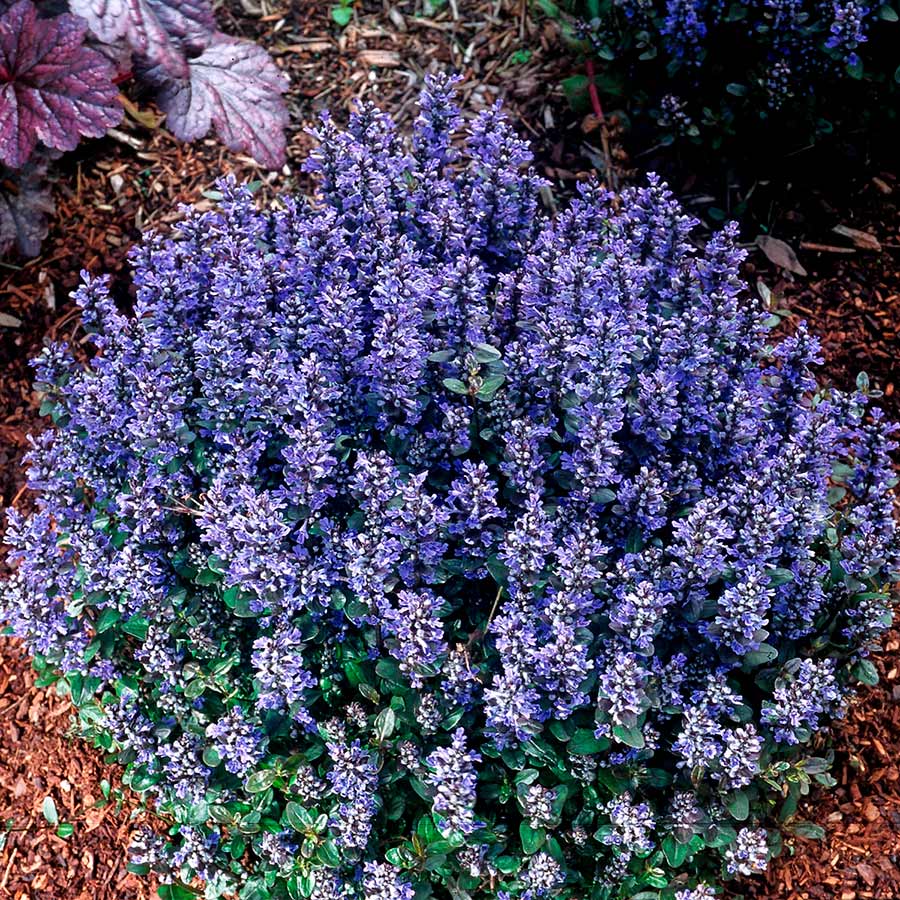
357, 49, 403, 67
281, 41, 333, 54
833, 224, 882, 251
799, 241, 857, 254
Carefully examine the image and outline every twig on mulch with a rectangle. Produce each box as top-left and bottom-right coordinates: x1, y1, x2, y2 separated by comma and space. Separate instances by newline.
584, 58, 616, 191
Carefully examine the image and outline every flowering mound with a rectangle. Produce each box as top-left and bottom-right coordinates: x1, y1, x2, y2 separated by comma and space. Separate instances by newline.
2, 77, 898, 900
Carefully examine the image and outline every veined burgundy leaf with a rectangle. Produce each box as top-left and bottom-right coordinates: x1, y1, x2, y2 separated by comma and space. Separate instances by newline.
69, 0, 215, 78
0, 0, 123, 169
0, 156, 54, 256
87, 31, 135, 78
146, 32, 288, 169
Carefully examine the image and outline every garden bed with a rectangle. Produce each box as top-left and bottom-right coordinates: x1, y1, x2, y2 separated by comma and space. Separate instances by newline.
0, 2, 898, 898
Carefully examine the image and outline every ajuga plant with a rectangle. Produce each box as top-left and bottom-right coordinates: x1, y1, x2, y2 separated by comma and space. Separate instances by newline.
540, 0, 898, 156
2, 75, 898, 900
0, 0, 288, 257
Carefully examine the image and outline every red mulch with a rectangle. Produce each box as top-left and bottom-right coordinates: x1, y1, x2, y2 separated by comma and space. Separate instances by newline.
744, 171, 900, 417
0, 2, 898, 898
740, 632, 900, 900
0, 639, 155, 900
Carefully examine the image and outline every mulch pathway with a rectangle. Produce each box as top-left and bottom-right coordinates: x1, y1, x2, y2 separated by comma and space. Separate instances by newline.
0, 1, 898, 898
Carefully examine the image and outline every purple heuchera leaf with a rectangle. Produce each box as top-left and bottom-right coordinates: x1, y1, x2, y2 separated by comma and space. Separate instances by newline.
0, 0, 123, 169
145, 32, 288, 169
68, 0, 216, 78
0, 156, 54, 256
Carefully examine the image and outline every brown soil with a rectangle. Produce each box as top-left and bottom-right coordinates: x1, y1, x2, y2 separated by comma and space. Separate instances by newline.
0, 1, 898, 898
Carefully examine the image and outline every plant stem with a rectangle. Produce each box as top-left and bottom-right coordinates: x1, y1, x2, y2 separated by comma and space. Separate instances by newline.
585, 58, 617, 191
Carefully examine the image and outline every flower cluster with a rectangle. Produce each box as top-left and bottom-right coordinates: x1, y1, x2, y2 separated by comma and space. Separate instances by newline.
2, 79, 897, 900
551, 0, 896, 152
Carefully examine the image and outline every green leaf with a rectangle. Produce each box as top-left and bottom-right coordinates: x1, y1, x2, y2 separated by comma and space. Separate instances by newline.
561, 74, 590, 109
768, 568, 795, 586
476, 374, 505, 401
195, 567, 221, 586
881, 4, 899, 20
853, 659, 879, 686
331, 4, 353, 26
442, 378, 469, 395
184, 678, 206, 700
244, 769, 277, 793
535, 0, 560, 16
202, 747, 221, 768
591, 488, 616, 505
494, 855, 520, 874
374, 707, 396, 742
42, 796, 58, 826
298, 872, 317, 898
662, 834, 690, 867
486, 555, 509, 586
642, 768, 673, 789
802, 757, 831, 775
95, 607, 121, 634
157, 886, 197, 900
122, 616, 149, 641
568, 728, 608, 754
316, 838, 341, 868
375, 658, 405, 687
285, 802, 313, 832
726, 791, 750, 821
611, 724, 645, 748
791, 820, 826, 840
427, 349, 455, 363
519, 821, 546, 854
473, 343, 502, 363
743, 643, 779, 667
358, 682, 380, 703
57, 823, 75, 838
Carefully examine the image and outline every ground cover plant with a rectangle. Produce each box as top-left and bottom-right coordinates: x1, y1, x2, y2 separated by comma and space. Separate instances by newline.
1, 76, 898, 900
0, 0, 288, 257
541, 0, 898, 159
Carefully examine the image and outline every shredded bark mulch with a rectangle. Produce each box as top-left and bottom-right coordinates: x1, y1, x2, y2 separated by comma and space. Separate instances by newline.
741, 170, 900, 419
741, 632, 900, 900
0, 2, 898, 898
0, 639, 154, 900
